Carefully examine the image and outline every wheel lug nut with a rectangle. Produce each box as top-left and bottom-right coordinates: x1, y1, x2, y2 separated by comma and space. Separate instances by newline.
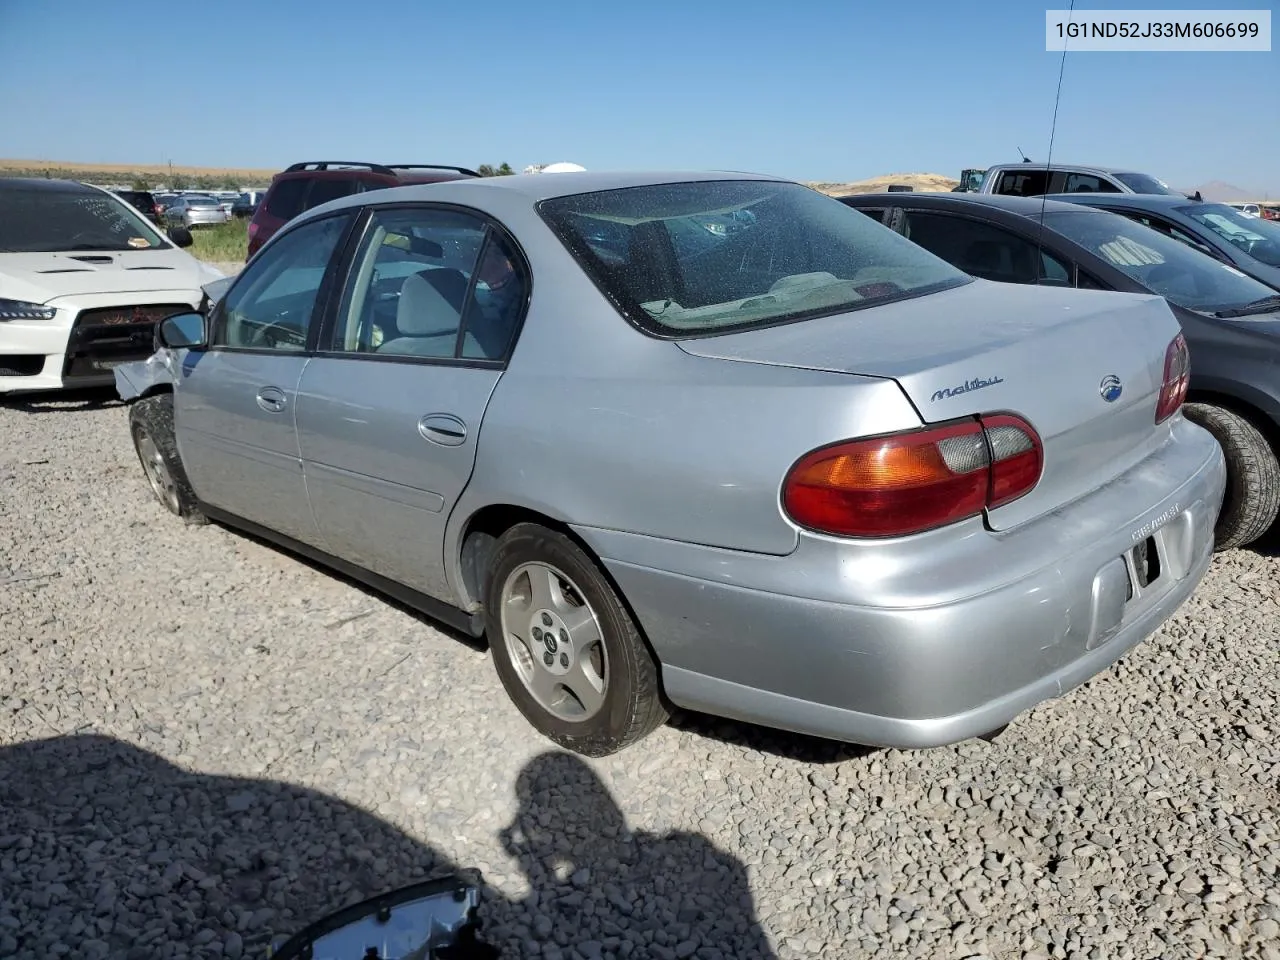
541, 612, 552, 627
559, 629, 568, 644
532, 627, 543, 641
560, 652, 569, 668
543, 651, 554, 666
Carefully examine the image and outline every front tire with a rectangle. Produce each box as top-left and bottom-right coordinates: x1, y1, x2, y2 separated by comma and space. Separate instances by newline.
483, 523, 668, 756
1183, 402, 1280, 550
129, 393, 206, 525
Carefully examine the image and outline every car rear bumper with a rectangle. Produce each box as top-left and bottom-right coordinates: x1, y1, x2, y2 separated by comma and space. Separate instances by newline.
574, 415, 1227, 748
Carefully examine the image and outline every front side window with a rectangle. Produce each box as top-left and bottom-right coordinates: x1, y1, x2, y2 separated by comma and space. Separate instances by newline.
1177, 203, 1280, 267
1044, 208, 1279, 314
330, 207, 525, 361
538, 180, 969, 336
0, 187, 165, 252
993, 170, 1050, 197
899, 211, 1072, 286
213, 213, 350, 351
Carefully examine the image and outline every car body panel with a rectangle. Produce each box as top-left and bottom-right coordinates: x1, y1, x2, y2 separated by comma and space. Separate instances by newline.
173, 351, 322, 546
126, 172, 1226, 748
295, 358, 503, 602
577, 415, 1223, 746
675, 278, 1181, 532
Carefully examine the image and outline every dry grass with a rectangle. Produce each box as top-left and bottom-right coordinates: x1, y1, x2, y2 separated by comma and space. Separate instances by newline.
0, 157, 278, 184
808, 172, 960, 196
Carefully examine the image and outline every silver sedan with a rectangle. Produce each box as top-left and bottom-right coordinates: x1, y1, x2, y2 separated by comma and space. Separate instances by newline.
163, 194, 228, 228
115, 170, 1226, 756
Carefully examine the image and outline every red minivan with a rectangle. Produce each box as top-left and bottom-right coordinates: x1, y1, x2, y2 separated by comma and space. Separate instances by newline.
246, 161, 479, 260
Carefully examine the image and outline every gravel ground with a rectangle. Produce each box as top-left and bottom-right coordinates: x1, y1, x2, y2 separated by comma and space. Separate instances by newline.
1, 395, 1278, 960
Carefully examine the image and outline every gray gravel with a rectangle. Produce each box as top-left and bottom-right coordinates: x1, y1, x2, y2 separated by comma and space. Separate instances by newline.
1, 396, 1278, 960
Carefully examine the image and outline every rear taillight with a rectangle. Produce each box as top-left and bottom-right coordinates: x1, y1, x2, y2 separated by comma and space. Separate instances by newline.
782, 413, 1043, 538
1155, 333, 1190, 424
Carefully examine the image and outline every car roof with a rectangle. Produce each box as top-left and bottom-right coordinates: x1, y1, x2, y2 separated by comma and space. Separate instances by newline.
291, 169, 789, 222
985, 162, 1149, 176
1041, 192, 1201, 210
0, 177, 101, 195
839, 191, 1087, 216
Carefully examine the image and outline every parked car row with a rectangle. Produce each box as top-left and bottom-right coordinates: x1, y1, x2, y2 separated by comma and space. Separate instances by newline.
97, 165, 1232, 759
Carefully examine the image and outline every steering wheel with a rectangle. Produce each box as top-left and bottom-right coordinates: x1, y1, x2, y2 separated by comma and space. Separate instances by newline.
247, 318, 305, 350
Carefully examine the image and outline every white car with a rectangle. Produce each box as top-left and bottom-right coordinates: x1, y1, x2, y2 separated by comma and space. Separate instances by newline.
0, 178, 224, 394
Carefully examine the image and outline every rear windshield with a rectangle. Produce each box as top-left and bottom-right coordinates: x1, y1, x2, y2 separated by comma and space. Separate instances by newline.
1044, 209, 1277, 313
538, 180, 970, 336
1112, 172, 1178, 195
186, 195, 219, 206
1176, 203, 1280, 267
0, 187, 165, 252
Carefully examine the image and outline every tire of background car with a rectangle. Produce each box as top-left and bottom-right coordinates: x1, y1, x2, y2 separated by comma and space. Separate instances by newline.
483, 522, 668, 756
1182, 402, 1280, 550
128, 393, 206, 525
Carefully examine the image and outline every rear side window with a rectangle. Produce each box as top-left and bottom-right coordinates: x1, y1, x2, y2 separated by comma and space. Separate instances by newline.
1062, 173, 1122, 194
304, 178, 363, 211
264, 178, 309, 220
899, 211, 1071, 286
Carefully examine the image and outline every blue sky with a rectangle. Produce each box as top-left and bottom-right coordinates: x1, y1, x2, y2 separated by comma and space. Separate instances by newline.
0, 0, 1275, 193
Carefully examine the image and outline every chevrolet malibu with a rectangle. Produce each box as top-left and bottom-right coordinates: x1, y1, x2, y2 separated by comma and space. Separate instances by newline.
114, 171, 1226, 757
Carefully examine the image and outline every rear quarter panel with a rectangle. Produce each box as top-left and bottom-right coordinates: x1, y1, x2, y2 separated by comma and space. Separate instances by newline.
440, 199, 925, 591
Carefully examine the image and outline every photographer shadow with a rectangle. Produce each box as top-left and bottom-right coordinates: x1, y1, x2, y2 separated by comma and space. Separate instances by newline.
0, 735, 777, 959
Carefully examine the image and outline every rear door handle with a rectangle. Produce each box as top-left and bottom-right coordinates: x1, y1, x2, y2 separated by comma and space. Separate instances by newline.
256, 386, 287, 413
418, 413, 467, 446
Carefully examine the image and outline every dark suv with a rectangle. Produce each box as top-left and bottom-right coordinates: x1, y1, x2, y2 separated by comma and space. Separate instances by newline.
114, 190, 159, 223
246, 161, 479, 259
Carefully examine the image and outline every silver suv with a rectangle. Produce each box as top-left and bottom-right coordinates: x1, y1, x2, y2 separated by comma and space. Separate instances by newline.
978, 163, 1180, 198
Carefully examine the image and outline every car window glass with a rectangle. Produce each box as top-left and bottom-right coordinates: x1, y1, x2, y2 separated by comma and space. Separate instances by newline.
0, 187, 165, 252
460, 233, 528, 360
1044, 209, 1278, 313
900, 211, 1070, 285
305, 178, 362, 211
264, 178, 308, 220
540, 181, 969, 336
1076, 270, 1107, 289
1063, 173, 1121, 194
214, 214, 349, 351
331, 208, 489, 358
993, 170, 1050, 197
1178, 203, 1280, 267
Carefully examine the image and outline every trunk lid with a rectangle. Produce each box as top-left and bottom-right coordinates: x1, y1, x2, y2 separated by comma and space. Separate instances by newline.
676, 280, 1181, 531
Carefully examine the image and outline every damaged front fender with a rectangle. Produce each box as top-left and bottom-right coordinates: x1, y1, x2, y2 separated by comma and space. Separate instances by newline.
113, 349, 175, 403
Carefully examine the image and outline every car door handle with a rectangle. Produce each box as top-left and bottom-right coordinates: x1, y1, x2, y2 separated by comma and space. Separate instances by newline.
418, 413, 467, 446
256, 386, 287, 413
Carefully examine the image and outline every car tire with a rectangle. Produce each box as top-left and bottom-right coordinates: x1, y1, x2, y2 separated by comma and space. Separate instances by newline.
484, 522, 668, 756
1183, 402, 1280, 550
128, 393, 206, 525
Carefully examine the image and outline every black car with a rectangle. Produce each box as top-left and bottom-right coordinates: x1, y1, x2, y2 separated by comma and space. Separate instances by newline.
113, 189, 159, 223
841, 191, 1280, 550
1044, 192, 1280, 294
230, 191, 261, 219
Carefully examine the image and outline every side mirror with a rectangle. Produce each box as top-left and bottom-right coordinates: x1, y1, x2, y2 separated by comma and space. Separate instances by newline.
156, 311, 207, 350
168, 226, 194, 249
267, 877, 495, 959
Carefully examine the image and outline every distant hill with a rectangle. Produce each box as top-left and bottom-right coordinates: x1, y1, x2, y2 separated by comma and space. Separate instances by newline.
809, 173, 959, 196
